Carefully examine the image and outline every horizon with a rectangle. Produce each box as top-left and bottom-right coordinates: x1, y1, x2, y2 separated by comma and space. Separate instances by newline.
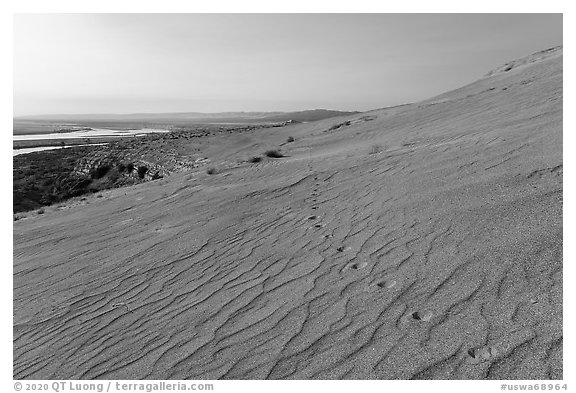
14, 14, 562, 117
14, 107, 362, 119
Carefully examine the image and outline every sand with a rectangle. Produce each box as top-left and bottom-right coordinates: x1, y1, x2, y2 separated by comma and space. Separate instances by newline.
13, 47, 563, 379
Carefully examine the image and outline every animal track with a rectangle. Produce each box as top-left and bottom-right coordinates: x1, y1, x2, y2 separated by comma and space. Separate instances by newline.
467, 346, 499, 364
347, 261, 368, 270
410, 310, 433, 322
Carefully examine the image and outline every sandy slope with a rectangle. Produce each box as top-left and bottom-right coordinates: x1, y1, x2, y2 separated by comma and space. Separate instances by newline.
13, 47, 562, 380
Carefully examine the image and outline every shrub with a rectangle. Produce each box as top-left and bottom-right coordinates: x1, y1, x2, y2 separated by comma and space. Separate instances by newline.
248, 156, 262, 163
286, 136, 295, 143
107, 168, 120, 183
90, 164, 112, 179
264, 149, 284, 158
39, 195, 52, 206
137, 166, 148, 179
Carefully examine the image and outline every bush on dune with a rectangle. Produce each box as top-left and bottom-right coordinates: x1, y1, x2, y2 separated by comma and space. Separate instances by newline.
264, 149, 284, 158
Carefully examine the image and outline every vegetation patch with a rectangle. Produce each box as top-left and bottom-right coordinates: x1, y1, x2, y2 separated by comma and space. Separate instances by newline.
137, 166, 148, 179
328, 120, 352, 132
13, 147, 159, 213
264, 149, 284, 158
90, 164, 112, 179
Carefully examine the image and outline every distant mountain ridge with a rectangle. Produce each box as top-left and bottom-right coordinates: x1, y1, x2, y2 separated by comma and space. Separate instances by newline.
15, 109, 360, 124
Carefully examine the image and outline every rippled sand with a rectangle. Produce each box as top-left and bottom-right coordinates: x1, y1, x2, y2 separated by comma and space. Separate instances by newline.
13, 47, 562, 379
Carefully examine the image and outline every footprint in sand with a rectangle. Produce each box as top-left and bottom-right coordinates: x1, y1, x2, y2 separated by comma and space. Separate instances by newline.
467, 346, 499, 364
346, 261, 368, 271
410, 310, 433, 322
366, 279, 397, 293
378, 279, 397, 289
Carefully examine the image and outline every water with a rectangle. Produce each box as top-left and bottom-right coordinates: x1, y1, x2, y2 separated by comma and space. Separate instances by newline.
13, 127, 170, 156
13, 143, 108, 157
13, 127, 169, 141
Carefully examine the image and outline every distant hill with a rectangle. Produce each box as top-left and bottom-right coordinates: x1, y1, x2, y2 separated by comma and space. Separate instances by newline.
15, 109, 360, 126
257, 109, 360, 123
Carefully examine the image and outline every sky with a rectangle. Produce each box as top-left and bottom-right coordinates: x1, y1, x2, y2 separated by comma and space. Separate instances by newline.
13, 13, 562, 116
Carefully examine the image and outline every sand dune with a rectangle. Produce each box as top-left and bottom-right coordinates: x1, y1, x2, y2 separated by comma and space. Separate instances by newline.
13, 47, 562, 379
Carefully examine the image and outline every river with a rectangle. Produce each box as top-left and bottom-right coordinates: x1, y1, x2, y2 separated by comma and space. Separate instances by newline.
13, 127, 170, 156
